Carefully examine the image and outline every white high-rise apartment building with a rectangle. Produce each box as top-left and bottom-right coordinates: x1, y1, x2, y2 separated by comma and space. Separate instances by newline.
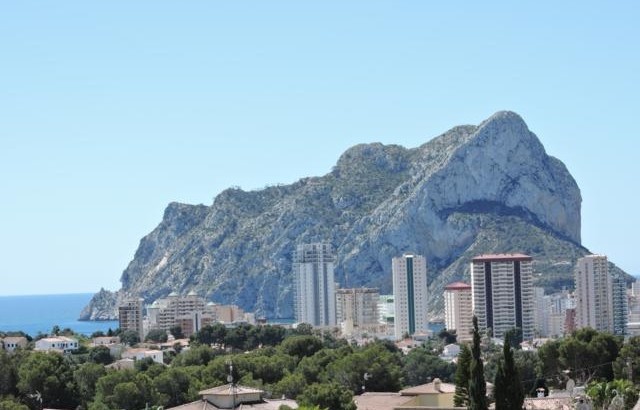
575, 254, 627, 335
392, 253, 428, 340
294, 242, 336, 327
471, 254, 535, 341
444, 282, 473, 341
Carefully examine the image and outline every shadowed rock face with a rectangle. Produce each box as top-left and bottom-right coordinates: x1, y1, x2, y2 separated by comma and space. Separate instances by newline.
82, 111, 592, 320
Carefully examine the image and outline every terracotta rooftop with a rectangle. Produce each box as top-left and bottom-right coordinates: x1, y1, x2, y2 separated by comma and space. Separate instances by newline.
354, 392, 410, 410
400, 380, 456, 395
472, 253, 532, 262
444, 281, 471, 290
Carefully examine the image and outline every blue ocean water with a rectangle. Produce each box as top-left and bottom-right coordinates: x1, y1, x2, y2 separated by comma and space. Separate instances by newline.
0, 293, 118, 337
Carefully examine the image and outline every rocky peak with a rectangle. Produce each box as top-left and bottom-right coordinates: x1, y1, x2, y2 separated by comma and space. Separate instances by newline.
81, 111, 595, 320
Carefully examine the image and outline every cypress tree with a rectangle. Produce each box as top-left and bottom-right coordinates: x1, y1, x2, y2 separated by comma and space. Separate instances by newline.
494, 331, 524, 410
453, 343, 472, 407
468, 316, 487, 410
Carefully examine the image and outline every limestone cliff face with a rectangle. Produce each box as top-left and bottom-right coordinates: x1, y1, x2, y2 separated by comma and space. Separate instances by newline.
81, 111, 592, 320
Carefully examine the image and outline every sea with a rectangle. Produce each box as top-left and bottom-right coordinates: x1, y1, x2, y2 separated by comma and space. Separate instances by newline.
0, 293, 119, 337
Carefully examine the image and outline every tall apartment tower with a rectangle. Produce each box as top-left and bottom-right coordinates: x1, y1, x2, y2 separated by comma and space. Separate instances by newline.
444, 282, 473, 341
294, 242, 336, 327
574, 254, 627, 335
119, 298, 144, 342
392, 253, 428, 340
471, 254, 535, 341
336, 288, 380, 328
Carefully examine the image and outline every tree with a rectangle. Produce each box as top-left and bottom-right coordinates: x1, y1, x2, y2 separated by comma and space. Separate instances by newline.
558, 328, 621, 384
493, 333, 524, 410
280, 335, 324, 360
172, 344, 218, 367
88, 345, 113, 365
169, 326, 184, 340
0, 350, 17, 396
468, 316, 487, 410
74, 362, 106, 407
402, 346, 456, 386
587, 379, 638, 410
454, 343, 472, 407
0, 397, 29, 410
146, 328, 168, 343
438, 329, 457, 345
613, 336, 640, 383
17, 352, 78, 410
193, 323, 226, 346
120, 329, 140, 346
153, 368, 195, 407
297, 382, 357, 410
324, 341, 403, 393
274, 373, 307, 399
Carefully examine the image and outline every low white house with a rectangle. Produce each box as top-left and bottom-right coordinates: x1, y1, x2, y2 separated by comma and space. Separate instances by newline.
35, 336, 78, 353
121, 348, 164, 364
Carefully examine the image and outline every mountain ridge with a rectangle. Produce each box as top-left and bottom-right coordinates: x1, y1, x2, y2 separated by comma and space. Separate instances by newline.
81, 111, 615, 321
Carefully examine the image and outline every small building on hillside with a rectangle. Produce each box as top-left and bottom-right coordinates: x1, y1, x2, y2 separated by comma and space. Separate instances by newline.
121, 348, 164, 364
355, 379, 493, 410
165, 384, 297, 409
35, 336, 78, 353
1, 336, 28, 352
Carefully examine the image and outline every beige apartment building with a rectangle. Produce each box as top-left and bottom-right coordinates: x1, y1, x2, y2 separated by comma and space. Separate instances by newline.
444, 281, 473, 341
118, 297, 144, 341
336, 287, 380, 335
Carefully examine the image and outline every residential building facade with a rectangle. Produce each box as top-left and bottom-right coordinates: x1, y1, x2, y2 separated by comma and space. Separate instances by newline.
471, 253, 535, 340
574, 254, 627, 335
293, 242, 336, 327
392, 253, 428, 340
336, 287, 380, 336
443, 282, 473, 341
118, 298, 144, 341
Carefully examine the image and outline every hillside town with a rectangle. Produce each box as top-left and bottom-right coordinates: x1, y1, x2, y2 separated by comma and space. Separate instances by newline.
2, 245, 639, 410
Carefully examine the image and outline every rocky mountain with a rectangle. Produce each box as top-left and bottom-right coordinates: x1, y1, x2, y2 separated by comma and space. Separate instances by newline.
81, 111, 622, 320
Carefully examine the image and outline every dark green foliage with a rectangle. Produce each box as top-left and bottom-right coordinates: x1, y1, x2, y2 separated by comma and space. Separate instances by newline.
558, 328, 621, 384
280, 335, 324, 360
17, 352, 78, 410
0, 397, 28, 410
145, 328, 168, 343
171, 344, 219, 367
493, 334, 524, 410
324, 341, 403, 393
193, 323, 226, 346
74, 362, 106, 407
297, 382, 357, 410
453, 343, 471, 407
469, 316, 487, 410
169, 326, 184, 339
613, 336, 640, 383
153, 368, 196, 407
88, 345, 113, 365
402, 346, 456, 386
0, 351, 17, 397
119, 329, 140, 346
273, 373, 307, 399
438, 329, 457, 344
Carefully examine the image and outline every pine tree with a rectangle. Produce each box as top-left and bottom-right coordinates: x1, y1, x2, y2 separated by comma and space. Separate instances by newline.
453, 343, 472, 407
468, 316, 487, 410
494, 331, 524, 410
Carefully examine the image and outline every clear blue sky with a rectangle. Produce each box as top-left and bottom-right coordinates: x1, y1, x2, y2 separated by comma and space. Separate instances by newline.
1, 1, 638, 296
